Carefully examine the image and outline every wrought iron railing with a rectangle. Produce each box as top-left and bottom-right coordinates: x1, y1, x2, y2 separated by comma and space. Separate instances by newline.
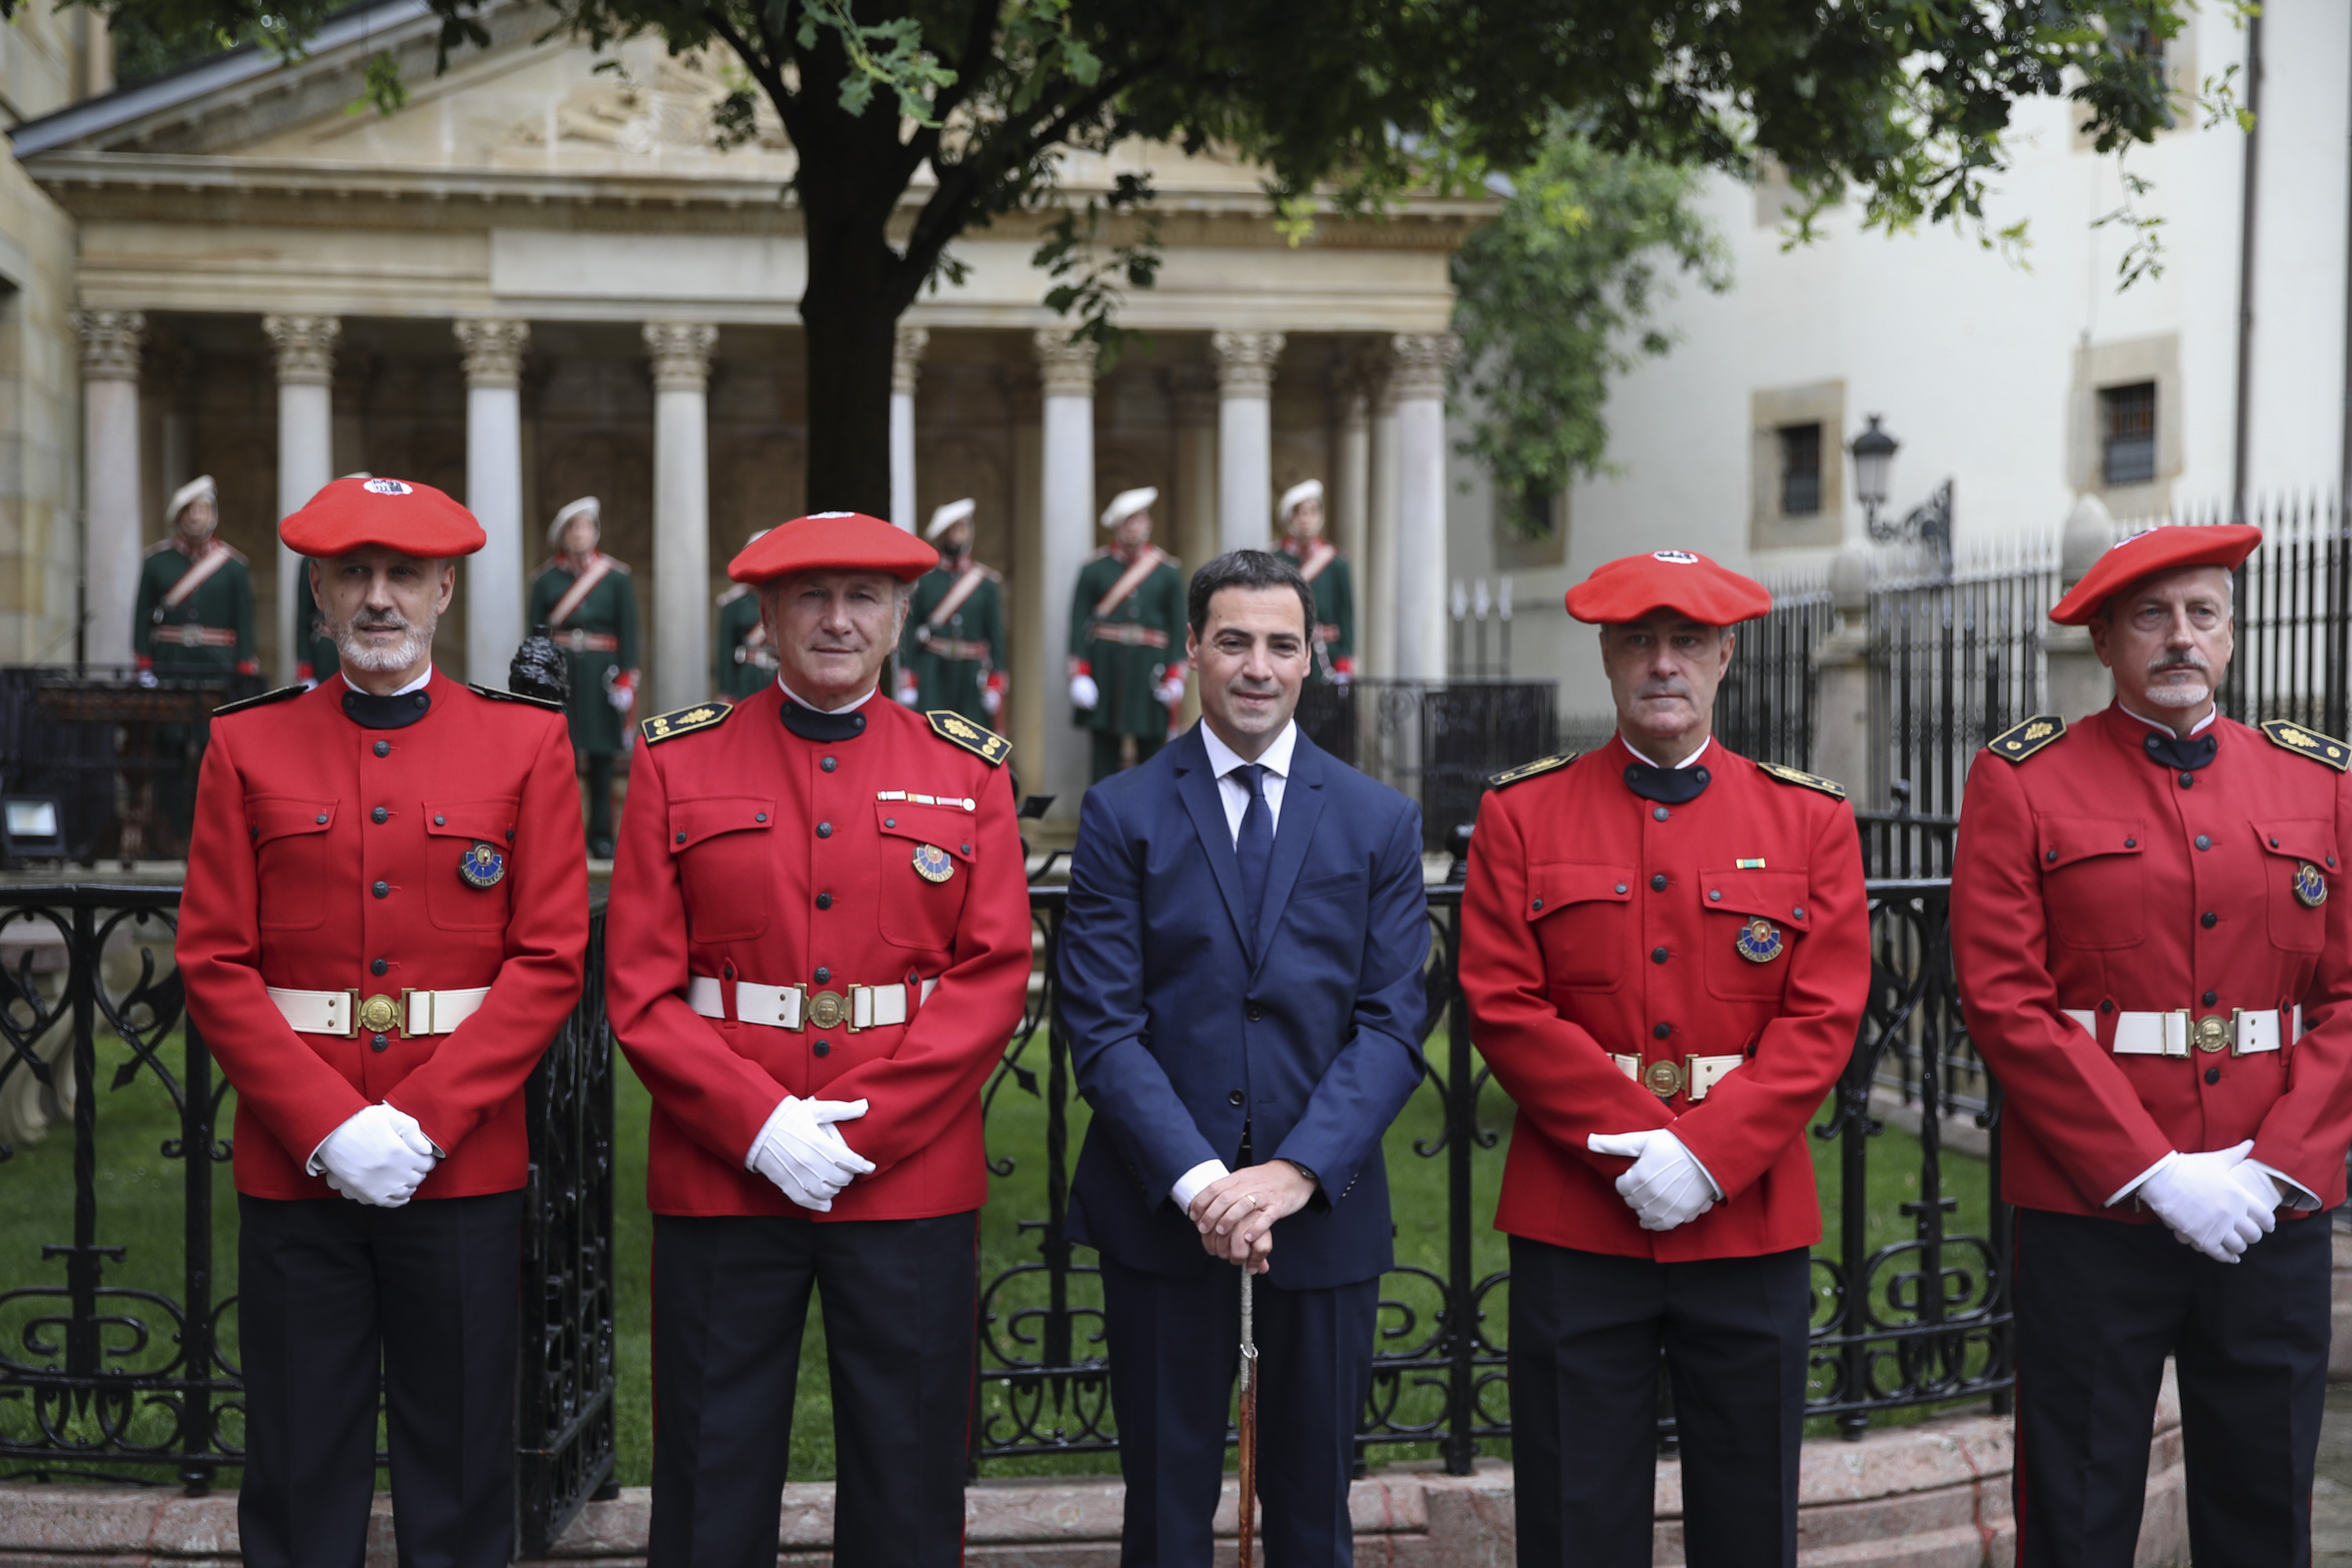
1294, 681, 1558, 851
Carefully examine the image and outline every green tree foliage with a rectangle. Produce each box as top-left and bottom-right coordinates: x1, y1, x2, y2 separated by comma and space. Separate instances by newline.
1453, 126, 1730, 532
24, 0, 2207, 514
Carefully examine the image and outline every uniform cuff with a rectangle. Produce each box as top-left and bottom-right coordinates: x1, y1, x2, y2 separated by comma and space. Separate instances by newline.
1171, 1159, 1230, 1213
2247, 1159, 2323, 1211
2107, 1149, 2176, 1209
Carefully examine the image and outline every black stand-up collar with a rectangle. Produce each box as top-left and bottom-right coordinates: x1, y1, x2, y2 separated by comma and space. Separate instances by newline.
1623, 759, 1711, 805
780, 700, 869, 743
2140, 727, 2219, 774
341, 684, 433, 730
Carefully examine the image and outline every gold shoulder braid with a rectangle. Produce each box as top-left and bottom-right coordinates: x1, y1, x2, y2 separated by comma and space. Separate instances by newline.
1488, 753, 1578, 789
2261, 719, 2352, 773
640, 702, 734, 745
927, 710, 1011, 766
1755, 761, 1847, 799
1985, 715, 2066, 764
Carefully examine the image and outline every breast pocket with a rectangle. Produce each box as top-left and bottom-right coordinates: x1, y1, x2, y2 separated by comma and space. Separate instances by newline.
2254, 817, 2337, 954
422, 799, 520, 932
2038, 817, 2146, 950
671, 797, 777, 942
1699, 869, 1813, 1002
252, 797, 336, 931
875, 801, 976, 954
1526, 862, 1633, 991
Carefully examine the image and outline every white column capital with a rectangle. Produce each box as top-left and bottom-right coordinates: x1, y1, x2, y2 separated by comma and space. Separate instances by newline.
1033, 329, 1097, 397
1166, 365, 1219, 427
455, 318, 531, 390
263, 314, 342, 387
644, 322, 719, 393
1388, 332, 1460, 399
891, 325, 931, 396
1209, 330, 1286, 396
1331, 362, 1370, 429
73, 309, 146, 381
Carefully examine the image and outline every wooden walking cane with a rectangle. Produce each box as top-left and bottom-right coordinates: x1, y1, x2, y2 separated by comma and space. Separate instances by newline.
1237, 1264, 1259, 1568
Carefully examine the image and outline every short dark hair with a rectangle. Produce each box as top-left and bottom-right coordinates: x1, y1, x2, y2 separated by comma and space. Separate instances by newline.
1186, 550, 1318, 640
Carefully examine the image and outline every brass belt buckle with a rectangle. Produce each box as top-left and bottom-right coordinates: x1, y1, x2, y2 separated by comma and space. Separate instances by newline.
807, 989, 846, 1031
2192, 1013, 2231, 1054
357, 992, 402, 1037
1643, 1058, 1686, 1098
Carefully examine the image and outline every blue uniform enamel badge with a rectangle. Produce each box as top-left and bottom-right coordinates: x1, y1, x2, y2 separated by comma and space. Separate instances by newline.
912, 844, 955, 884
2295, 861, 2328, 909
1736, 918, 1784, 963
459, 841, 507, 889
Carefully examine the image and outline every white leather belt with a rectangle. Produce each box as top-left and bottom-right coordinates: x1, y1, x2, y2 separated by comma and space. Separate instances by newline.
1610, 1051, 1744, 1100
2062, 1006, 2300, 1058
687, 974, 938, 1032
268, 985, 491, 1037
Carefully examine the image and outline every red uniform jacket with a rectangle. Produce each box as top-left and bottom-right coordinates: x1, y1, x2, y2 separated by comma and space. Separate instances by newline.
178, 674, 589, 1199
1950, 706, 2352, 1218
604, 688, 1033, 1219
1460, 739, 1871, 1260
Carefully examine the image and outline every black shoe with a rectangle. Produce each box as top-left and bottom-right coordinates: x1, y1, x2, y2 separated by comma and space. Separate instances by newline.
590, 837, 615, 859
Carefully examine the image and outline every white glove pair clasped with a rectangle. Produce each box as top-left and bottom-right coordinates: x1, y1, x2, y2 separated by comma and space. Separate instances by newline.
1588, 1130, 1717, 1232
314, 1103, 439, 1207
2136, 1140, 2280, 1262
749, 1096, 875, 1211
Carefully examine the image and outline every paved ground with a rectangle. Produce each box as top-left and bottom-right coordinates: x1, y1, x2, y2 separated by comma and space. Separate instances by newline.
2318, 1384, 2352, 1566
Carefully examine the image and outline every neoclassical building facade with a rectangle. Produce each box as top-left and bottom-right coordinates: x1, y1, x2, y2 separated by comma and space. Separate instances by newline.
4, 0, 1482, 803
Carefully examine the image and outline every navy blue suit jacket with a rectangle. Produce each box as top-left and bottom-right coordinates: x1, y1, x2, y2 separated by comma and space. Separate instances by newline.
1059, 723, 1429, 1290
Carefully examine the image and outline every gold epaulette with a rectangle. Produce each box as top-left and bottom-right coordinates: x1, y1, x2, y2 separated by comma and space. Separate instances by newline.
641, 702, 733, 745
2262, 719, 2352, 772
469, 682, 564, 713
1488, 752, 1577, 789
1756, 761, 1847, 799
927, 710, 1011, 766
1985, 715, 2066, 764
212, 684, 305, 717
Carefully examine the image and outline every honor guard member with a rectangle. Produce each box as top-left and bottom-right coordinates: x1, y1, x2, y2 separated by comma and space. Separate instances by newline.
1276, 480, 1356, 684
713, 529, 776, 699
135, 475, 259, 681
1070, 487, 1188, 782
607, 511, 1033, 1568
296, 473, 381, 686
176, 475, 588, 1568
1460, 549, 1870, 1568
528, 495, 641, 857
895, 498, 1007, 725
1951, 523, 2352, 1568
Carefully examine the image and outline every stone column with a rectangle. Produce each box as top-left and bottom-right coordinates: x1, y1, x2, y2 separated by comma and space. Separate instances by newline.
1810, 545, 1875, 797
1330, 361, 1370, 577
1167, 365, 1218, 727
1364, 354, 1399, 681
645, 323, 717, 714
1391, 332, 1457, 681
1210, 330, 1284, 555
455, 319, 530, 686
74, 310, 144, 669
1035, 329, 1097, 807
890, 325, 929, 532
2049, 495, 2118, 721
1007, 365, 1047, 790
264, 314, 340, 687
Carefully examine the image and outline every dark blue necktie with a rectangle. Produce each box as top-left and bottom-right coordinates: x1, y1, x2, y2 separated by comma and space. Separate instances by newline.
1235, 763, 1272, 946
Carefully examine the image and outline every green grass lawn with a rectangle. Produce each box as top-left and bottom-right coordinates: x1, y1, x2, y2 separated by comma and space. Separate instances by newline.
2, 1026, 2001, 1489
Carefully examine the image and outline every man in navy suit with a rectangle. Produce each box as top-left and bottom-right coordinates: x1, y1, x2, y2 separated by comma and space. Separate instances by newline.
1060, 549, 1431, 1566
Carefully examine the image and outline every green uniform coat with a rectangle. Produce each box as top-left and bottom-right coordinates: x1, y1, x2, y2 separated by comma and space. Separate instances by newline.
528, 554, 641, 757
899, 559, 1007, 726
1069, 546, 1185, 741
1280, 539, 1356, 683
133, 539, 255, 677
713, 584, 775, 700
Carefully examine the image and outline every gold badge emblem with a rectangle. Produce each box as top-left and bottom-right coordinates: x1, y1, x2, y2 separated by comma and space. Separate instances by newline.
2295, 861, 2328, 908
1735, 918, 1784, 963
459, 841, 506, 889
808, 990, 846, 1030
1643, 1058, 1686, 1098
2193, 1014, 2230, 1054
358, 993, 401, 1035
913, 844, 955, 883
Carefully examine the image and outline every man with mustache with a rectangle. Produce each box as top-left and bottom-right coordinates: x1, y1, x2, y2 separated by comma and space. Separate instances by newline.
176, 476, 589, 1568
1458, 549, 1870, 1568
1951, 524, 2352, 1566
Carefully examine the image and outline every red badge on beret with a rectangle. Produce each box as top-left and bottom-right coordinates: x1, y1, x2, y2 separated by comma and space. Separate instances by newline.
2049, 523, 2261, 625
1564, 549, 1773, 626
727, 512, 938, 585
279, 477, 487, 558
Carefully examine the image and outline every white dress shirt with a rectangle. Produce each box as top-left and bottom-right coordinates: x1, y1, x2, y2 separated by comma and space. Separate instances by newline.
779, 677, 877, 715
1171, 719, 1303, 1211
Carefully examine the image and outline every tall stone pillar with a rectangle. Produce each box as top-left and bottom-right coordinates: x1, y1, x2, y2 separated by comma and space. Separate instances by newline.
1035, 329, 1097, 808
74, 310, 144, 670
1810, 546, 1875, 797
2049, 495, 2118, 721
1331, 362, 1370, 577
1167, 365, 1218, 726
455, 319, 530, 686
645, 323, 717, 714
264, 314, 340, 687
1391, 332, 1457, 681
1364, 354, 1399, 681
1210, 330, 1283, 555
890, 325, 928, 532
1007, 365, 1046, 789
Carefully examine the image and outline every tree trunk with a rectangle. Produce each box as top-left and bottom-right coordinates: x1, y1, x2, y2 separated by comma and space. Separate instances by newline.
798, 234, 901, 517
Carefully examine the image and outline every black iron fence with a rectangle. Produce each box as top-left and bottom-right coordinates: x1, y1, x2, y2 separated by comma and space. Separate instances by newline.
1714, 585, 1833, 770
1295, 680, 1558, 850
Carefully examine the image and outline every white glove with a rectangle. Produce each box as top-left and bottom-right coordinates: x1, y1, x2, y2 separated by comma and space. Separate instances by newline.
982, 685, 1003, 716
315, 1104, 438, 1207
1589, 1130, 1716, 1232
136, 669, 159, 688
606, 683, 634, 713
1155, 674, 1186, 707
1069, 674, 1100, 710
895, 678, 921, 706
748, 1096, 876, 1212
2137, 1140, 2274, 1261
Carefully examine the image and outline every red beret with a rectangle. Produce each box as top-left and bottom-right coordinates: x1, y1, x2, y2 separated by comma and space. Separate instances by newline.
1564, 549, 1773, 626
728, 511, 938, 585
2049, 523, 2261, 625
280, 477, 485, 558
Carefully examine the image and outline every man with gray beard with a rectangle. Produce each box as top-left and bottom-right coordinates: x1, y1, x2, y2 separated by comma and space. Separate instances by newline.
178, 476, 588, 1568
